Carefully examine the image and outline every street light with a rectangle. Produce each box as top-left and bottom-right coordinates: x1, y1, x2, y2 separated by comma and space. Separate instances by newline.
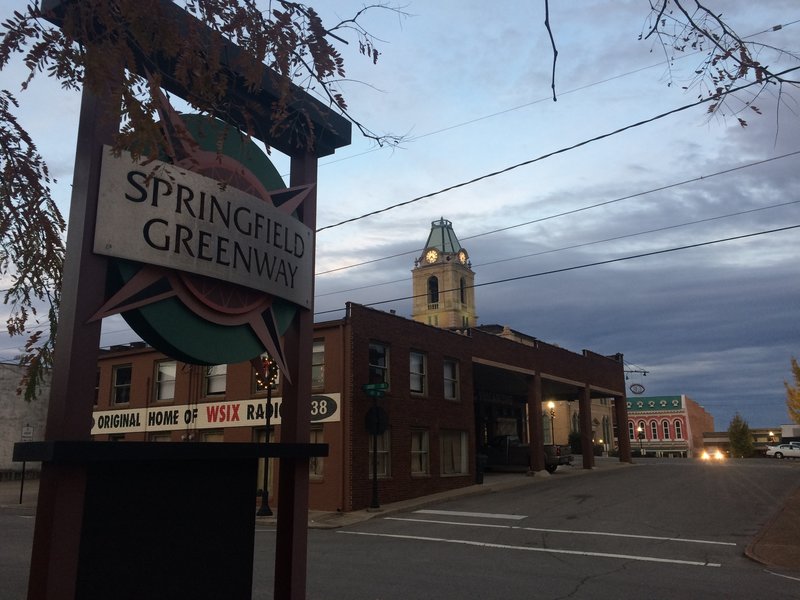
547, 401, 556, 446
637, 425, 645, 456
253, 355, 278, 517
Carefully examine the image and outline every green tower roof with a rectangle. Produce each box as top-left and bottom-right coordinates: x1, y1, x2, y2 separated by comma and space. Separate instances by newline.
423, 218, 463, 254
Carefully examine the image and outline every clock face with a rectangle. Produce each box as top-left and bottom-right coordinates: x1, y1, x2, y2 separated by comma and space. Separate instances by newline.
425, 249, 439, 263
458, 250, 468, 264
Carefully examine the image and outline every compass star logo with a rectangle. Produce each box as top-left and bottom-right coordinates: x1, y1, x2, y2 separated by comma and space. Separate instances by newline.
91, 93, 313, 380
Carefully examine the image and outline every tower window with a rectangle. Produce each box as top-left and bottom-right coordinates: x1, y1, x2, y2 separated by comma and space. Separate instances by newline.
427, 276, 439, 305
460, 277, 466, 303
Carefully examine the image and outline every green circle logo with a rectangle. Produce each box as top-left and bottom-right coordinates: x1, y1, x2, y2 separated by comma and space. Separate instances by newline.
97, 111, 306, 371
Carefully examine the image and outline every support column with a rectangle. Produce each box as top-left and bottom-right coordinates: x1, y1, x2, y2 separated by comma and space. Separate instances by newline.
274, 151, 317, 600
526, 373, 545, 472
27, 66, 122, 599
614, 394, 633, 463
579, 385, 594, 469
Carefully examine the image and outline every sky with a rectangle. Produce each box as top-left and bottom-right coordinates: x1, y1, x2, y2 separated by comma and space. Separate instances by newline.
1, 1, 798, 429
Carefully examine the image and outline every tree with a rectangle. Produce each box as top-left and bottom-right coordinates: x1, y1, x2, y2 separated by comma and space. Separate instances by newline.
0, 0, 402, 400
3, 2, 798, 400
728, 412, 754, 458
544, 1, 800, 125
785, 357, 800, 425
640, 1, 800, 126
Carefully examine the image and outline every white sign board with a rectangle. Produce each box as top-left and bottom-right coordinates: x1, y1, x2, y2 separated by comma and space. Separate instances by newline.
94, 147, 314, 307
91, 394, 340, 435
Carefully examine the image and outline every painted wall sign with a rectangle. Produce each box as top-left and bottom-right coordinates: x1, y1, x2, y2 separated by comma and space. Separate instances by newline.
95, 147, 313, 307
90, 394, 341, 435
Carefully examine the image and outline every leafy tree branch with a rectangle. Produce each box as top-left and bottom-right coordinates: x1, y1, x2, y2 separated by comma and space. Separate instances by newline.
0, 0, 403, 399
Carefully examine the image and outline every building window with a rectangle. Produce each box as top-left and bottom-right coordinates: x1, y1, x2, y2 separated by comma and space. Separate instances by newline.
674, 420, 683, 440
368, 342, 389, 386
154, 360, 176, 402
368, 429, 391, 479
205, 365, 227, 396
544, 414, 554, 445
440, 430, 467, 475
662, 420, 670, 440
312, 340, 325, 389
410, 429, 430, 475
460, 277, 466, 304
309, 427, 324, 478
112, 364, 132, 404
638, 420, 646, 439
650, 420, 659, 440
94, 370, 100, 406
410, 351, 426, 395
148, 433, 172, 442
628, 421, 635, 440
443, 359, 459, 400
427, 276, 439, 305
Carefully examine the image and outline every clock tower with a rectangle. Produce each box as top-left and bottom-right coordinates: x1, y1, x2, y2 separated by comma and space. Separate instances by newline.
411, 218, 477, 329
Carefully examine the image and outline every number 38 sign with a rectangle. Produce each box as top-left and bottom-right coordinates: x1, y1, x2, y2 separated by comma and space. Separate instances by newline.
310, 395, 338, 422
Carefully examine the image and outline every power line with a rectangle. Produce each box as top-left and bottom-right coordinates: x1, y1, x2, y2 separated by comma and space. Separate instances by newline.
314, 16, 799, 170
315, 150, 800, 276
315, 223, 800, 316
315, 65, 800, 233
316, 198, 800, 298
7, 224, 794, 353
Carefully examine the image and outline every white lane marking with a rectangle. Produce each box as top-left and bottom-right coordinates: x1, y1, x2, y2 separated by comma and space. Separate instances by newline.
765, 569, 800, 582
414, 509, 525, 521
339, 531, 722, 567
389, 517, 737, 547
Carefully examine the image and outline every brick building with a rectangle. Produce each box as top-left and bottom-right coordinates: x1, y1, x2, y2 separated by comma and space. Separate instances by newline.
626, 394, 714, 457
93, 302, 629, 511
91, 218, 630, 511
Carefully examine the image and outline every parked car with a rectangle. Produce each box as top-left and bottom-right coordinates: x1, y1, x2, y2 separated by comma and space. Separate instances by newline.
766, 444, 800, 459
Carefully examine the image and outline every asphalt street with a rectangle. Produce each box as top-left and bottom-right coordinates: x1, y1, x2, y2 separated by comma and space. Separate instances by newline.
3, 457, 800, 599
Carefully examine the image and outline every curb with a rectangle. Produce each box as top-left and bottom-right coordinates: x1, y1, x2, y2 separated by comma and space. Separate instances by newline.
744, 484, 800, 571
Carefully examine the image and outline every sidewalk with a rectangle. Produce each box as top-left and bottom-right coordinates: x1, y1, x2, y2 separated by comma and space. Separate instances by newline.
744, 484, 800, 570
3, 459, 798, 571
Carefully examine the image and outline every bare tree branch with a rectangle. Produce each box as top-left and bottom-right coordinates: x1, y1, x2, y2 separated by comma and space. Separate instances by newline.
544, 0, 558, 102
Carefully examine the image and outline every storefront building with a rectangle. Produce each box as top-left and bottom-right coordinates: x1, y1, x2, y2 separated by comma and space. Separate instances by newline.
626, 394, 714, 457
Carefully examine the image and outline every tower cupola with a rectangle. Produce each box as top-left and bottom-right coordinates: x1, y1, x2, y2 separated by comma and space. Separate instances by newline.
411, 218, 477, 329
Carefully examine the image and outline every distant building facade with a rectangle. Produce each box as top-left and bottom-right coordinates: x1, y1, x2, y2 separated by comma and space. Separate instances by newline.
626, 394, 713, 457
0, 363, 49, 476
